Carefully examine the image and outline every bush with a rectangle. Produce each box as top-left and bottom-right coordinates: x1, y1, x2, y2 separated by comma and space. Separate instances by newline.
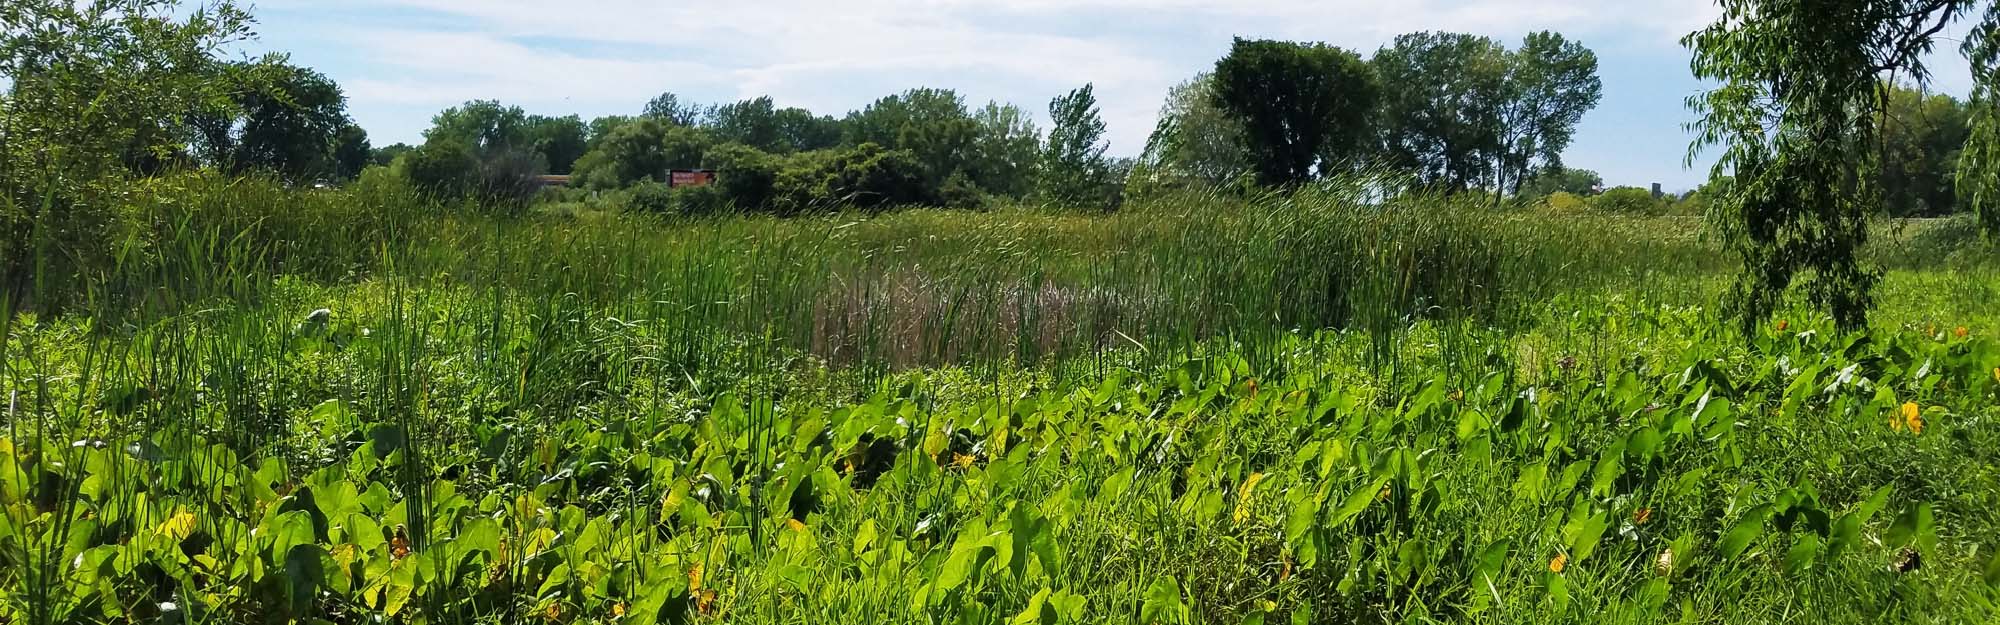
939, 170, 987, 209
774, 143, 930, 213
627, 181, 676, 214
397, 140, 482, 199
709, 144, 779, 210
1541, 191, 1589, 213
1590, 186, 1666, 214
670, 184, 732, 217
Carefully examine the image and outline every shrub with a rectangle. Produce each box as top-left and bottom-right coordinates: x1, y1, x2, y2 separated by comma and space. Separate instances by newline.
627, 180, 676, 214
774, 143, 929, 213
1541, 191, 1589, 213
1590, 186, 1666, 214
397, 140, 481, 199
709, 144, 779, 210
670, 184, 732, 217
939, 170, 987, 209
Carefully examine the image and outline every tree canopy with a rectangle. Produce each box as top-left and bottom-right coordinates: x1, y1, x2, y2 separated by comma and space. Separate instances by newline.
1212, 38, 1380, 186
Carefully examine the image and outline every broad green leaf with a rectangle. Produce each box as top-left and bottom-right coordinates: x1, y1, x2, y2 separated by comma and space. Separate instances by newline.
1719, 505, 1773, 561
1141, 574, 1186, 624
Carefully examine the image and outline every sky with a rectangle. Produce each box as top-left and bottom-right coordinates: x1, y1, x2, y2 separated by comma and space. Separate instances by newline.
245, 0, 1980, 192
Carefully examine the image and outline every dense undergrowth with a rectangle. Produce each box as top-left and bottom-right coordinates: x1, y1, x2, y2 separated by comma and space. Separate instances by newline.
4, 177, 2000, 623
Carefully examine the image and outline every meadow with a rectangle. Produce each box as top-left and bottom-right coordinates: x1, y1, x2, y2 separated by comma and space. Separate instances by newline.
3, 174, 2000, 624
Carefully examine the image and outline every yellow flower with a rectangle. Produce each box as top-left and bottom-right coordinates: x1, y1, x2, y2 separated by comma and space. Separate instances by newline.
1899, 402, 1924, 434
1548, 553, 1568, 573
611, 603, 627, 618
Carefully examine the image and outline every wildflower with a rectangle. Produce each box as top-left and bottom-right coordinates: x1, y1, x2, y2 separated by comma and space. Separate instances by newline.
543, 603, 561, 622
1954, 326, 1969, 338
390, 525, 412, 560
1548, 553, 1568, 573
612, 603, 626, 618
1633, 507, 1653, 526
1655, 548, 1674, 576
1776, 319, 1789, 332
1898, 402, 1923, 434
1448, 389, 1465, 402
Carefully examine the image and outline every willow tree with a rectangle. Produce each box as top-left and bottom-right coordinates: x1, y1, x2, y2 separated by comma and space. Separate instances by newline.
1687, 0, 2000, 334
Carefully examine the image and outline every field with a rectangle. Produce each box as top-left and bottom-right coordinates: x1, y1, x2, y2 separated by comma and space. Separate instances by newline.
4, 178, 2000, 623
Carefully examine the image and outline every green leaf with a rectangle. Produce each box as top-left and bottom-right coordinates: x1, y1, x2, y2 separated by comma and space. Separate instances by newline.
1983, 550, 2000, 588
267, 510, 318, 561
1783, 533, 1820, 575
1562, 510, 1609, 563
1886, 502, 1935, 554
1719, 505, 1773, 561
1329, 477, 1391, 527
284, 544, 329, 617
1141, 574, 1186, 624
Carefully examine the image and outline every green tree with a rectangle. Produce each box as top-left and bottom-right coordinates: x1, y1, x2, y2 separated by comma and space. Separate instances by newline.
1516, 167, 1602, 200
331, 123, 371, 181
587, 115, 637, 149
189, 55, 351, 182
1371, 32, 1508, 192
372, 143, 415, 167
844, 88, 980, 192
1875, 85, 1971, 216
1687, 0, 2000, 332
570, 118, 712, 189
1211, 37, 1378, 186
970, 101, 1042, 198
526, 114, 588, 175
2, 0, 256, 306
1492, 31, 1602, 205
773, 107, 845, 153
425, 100, 531, 154
1138, 73, 1253, 187
1041, 85, 1112, 205
643, 92, 702, 126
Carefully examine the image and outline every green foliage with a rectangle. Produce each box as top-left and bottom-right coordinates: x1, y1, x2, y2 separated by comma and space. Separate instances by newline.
775, 143, 930, 213
189, 54, 352, 182
1040, 85, 1113, 207
1139, 73, 1253, 188
1493, 32, 1602, 201
526, 114, 589, 175
0, 0, 257, 308
572, 118, 712, 189
1372, 32, 1509, 192
1518, 167, 1602, 200
396, 139, 481, 199
971, 102, 1042, 198
1590, 186, 1667, 214
1213, 37, 1379, 186
1876, 85, 1972, 216
1688, 0, 2000, 332
642, 91, 702, 126
845, 88, 981, 191
709, 143, 780, 210
331, 123, 372, 181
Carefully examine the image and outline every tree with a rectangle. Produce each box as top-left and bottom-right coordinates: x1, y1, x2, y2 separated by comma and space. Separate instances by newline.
970, 102, 1042, 198
1492, 32, 1602, 206
397, 140, 481, 199
1687, 0, 2000, 333
773, 107, 845, 153
570, 118, 712, 189
425, 100, 531, 154
1211, 37, 1378, 186
1371, 32, 1508, 192
587, 115, 637, 149
188, 55, 351, 182
332, 123, 371, 181
1517, 167, 1602, 199
2, 0, 256, 307
526, 114, 588, 175
643, 92, 702, 126
1138, 73, 1253, 186
1875, 85, 1971, 216
372, 143, 415, 167
844, 88, 980, 192
1041, 85, 1112, 205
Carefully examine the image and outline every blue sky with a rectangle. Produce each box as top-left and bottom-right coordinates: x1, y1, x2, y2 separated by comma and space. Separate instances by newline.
246, 0, 1978, 192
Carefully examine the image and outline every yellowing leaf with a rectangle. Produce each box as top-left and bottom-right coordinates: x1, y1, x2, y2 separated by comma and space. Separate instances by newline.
1232, 472, 1267, 525
785, 518, 807, 533
158, 510, 197, 540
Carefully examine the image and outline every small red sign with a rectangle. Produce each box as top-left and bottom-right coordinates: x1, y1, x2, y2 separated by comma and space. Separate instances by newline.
670, 170, 715, 187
